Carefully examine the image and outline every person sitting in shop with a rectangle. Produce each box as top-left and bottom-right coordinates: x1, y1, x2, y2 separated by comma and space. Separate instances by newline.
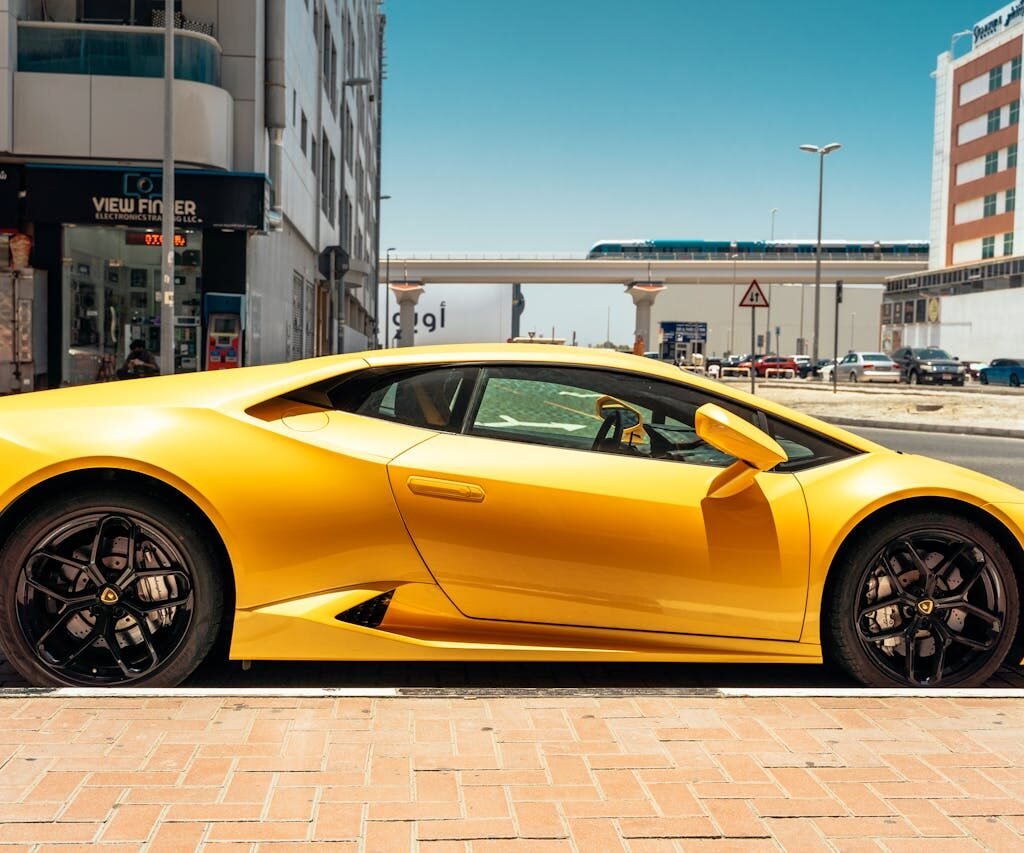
116, 339, 161, 380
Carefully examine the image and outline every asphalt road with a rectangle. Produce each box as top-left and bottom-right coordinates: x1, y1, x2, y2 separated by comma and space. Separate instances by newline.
851, 426, 1024, 489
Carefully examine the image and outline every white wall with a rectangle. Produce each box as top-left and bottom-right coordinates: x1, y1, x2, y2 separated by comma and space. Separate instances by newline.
957, 155, 985, 184
954, 197, 984, 224
958, 73, 989, 105
377, 283, 514, 347
958, 114, 988, 145
952, 238, 983, 263
935, 287, 1024, 360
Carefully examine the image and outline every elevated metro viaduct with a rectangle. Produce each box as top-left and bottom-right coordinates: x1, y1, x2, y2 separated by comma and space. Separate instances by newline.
384, 257, 929, 355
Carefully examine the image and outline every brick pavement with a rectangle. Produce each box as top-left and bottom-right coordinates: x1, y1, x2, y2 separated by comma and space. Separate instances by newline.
0, 691, 1022, 850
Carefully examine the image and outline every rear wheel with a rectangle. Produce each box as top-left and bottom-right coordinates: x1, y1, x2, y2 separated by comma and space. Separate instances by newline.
0, 489, 224, 687
826, 513, 1018, 687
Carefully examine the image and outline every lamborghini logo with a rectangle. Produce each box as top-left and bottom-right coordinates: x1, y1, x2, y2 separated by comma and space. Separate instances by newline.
917, 599, 934, 615
99, 587, 120, 605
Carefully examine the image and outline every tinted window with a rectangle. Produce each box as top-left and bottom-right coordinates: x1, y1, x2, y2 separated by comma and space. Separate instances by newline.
466, 365, 856, 472
332, 366, 476, 431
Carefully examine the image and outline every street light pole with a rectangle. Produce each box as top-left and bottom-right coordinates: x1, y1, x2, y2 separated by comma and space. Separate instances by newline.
729, 242, 738, 356
159, 0, 175, 376
767, 208, 777, 353
799, 142, 841, 365
384, 246, 395, 348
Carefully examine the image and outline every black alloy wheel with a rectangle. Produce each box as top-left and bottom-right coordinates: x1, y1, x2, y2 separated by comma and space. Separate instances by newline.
827, 513, 1019, 687
0, 490, 224, 687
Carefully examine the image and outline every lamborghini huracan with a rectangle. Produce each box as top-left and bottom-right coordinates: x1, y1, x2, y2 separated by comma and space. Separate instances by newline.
0, 343, 1021, 689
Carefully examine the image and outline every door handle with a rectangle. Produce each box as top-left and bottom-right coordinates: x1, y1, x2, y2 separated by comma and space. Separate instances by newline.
406, 476, 485, 503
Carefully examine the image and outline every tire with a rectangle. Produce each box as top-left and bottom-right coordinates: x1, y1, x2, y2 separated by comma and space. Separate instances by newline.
0, 488, 224, 687
848, 371, 858, 383
1012, 374, 1021, 388
825, 512, 1019, 687
909, 371, 920, 385
980, 374, 989, 385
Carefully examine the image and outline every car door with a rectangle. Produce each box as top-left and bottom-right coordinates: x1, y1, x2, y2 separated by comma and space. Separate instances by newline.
387, 364, 812, 642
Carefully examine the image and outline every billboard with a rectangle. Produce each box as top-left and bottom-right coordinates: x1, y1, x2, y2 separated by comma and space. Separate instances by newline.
378, 283, 513, 347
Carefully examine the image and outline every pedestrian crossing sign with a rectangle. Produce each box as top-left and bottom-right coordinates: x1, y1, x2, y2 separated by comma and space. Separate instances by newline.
739, 279, 769, 308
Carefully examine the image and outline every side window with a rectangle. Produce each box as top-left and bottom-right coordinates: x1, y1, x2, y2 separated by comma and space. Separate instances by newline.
338, 366, 475, 431
467, 365, 744, 467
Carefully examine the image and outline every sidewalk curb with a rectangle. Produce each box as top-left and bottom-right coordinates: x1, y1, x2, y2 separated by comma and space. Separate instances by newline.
820, 415, 1024, 439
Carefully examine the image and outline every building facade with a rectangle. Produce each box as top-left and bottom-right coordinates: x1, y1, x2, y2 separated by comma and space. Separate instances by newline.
0, 0, 383, 392
883, 1, 1024, 360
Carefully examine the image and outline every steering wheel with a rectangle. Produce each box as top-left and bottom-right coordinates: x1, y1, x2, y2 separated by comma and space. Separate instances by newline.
591, 410, 625, 452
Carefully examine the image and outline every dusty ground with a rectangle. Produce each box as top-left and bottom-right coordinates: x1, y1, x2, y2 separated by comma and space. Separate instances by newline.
722, 378, 1024, 433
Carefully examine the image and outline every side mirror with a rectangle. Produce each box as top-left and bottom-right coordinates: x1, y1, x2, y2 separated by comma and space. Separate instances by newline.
695, 403, 788, 498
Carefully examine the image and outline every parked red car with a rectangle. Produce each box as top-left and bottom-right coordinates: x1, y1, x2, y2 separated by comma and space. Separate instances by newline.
737, 355, 800, 377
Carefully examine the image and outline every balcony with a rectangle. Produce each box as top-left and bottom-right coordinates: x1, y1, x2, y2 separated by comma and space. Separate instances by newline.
17, 22, 220, 87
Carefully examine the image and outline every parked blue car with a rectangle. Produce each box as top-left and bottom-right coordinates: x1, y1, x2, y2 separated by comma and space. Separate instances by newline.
979, 358, 1024, 387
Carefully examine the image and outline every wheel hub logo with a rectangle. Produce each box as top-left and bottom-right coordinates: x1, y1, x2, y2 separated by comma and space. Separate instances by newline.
99, 587, 120, 604
917, 599, 934, 615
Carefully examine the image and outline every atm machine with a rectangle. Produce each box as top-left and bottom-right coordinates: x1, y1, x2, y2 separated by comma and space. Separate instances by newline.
203, 292, 245, 371
0, 270, 39, 393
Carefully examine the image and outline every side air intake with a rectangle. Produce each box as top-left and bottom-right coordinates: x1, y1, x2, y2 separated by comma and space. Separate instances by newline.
335, 590, 395, 628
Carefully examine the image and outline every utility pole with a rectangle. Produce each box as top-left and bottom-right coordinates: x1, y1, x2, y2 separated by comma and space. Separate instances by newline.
159, 0, 175, 376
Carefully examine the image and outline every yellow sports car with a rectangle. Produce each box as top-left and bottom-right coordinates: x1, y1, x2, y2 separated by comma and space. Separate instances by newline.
0, 343, 1021, 689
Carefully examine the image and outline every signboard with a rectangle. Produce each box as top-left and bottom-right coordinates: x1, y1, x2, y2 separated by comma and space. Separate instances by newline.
26, 166, 267, 230
973, 1, 1024, 46
378, 282, 513, 346
660, 320, 707, 344
739, 279, 769, 307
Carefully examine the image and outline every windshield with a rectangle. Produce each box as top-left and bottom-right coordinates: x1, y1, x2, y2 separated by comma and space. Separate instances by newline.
912, 348, 952, 360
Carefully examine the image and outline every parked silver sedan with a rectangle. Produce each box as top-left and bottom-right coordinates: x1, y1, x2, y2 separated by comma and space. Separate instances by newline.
834, 351, 901, 383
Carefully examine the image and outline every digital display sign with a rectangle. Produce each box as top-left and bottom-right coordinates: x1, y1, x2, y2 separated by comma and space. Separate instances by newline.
125, 231, 187, 247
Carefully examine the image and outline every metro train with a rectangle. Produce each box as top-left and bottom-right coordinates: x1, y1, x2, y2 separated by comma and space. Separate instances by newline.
586, 239, 929, 258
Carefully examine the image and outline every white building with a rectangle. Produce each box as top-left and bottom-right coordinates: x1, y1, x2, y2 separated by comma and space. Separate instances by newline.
0, 0, 383, 391
884, 1, 1024, 360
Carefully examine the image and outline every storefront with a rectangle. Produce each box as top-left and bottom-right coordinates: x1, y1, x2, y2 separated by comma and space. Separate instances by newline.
22, 164, 266, 388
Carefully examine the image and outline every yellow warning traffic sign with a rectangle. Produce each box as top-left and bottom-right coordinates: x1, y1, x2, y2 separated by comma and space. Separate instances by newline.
739, 279, 769, 308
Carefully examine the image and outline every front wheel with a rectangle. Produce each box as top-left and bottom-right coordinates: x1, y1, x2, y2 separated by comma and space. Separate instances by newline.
0, 488, 225, 687
826, 513, 1018, 687
848, 371, 858, 383
908, 371, 920, 385
1011, 374, 1021, 388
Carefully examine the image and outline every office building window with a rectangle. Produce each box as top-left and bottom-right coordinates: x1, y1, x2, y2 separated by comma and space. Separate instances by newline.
1013, 56, 1022, 81
1011, 100, 1020, 125
1007, 188, 1016, 212
986, 151, 999, 174
989, 108, 1001, 133
1005, 232, 1014, 255
1010, 143, 1019, 169
300, 111, 308, 155
982, 235, 996, 258
984, 193, 997, 217
990, 65, 1004, 91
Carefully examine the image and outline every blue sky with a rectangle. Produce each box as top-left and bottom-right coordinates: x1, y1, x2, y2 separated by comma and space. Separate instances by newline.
378, 0, 1002, 343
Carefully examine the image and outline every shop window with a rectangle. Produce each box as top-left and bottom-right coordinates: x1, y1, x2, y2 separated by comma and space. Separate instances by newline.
985, 151, 999, 175
984, 193, 997, 217
1005, 232, 1014, 256
982, 236, 996, 259
990, 66, 1004, 91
